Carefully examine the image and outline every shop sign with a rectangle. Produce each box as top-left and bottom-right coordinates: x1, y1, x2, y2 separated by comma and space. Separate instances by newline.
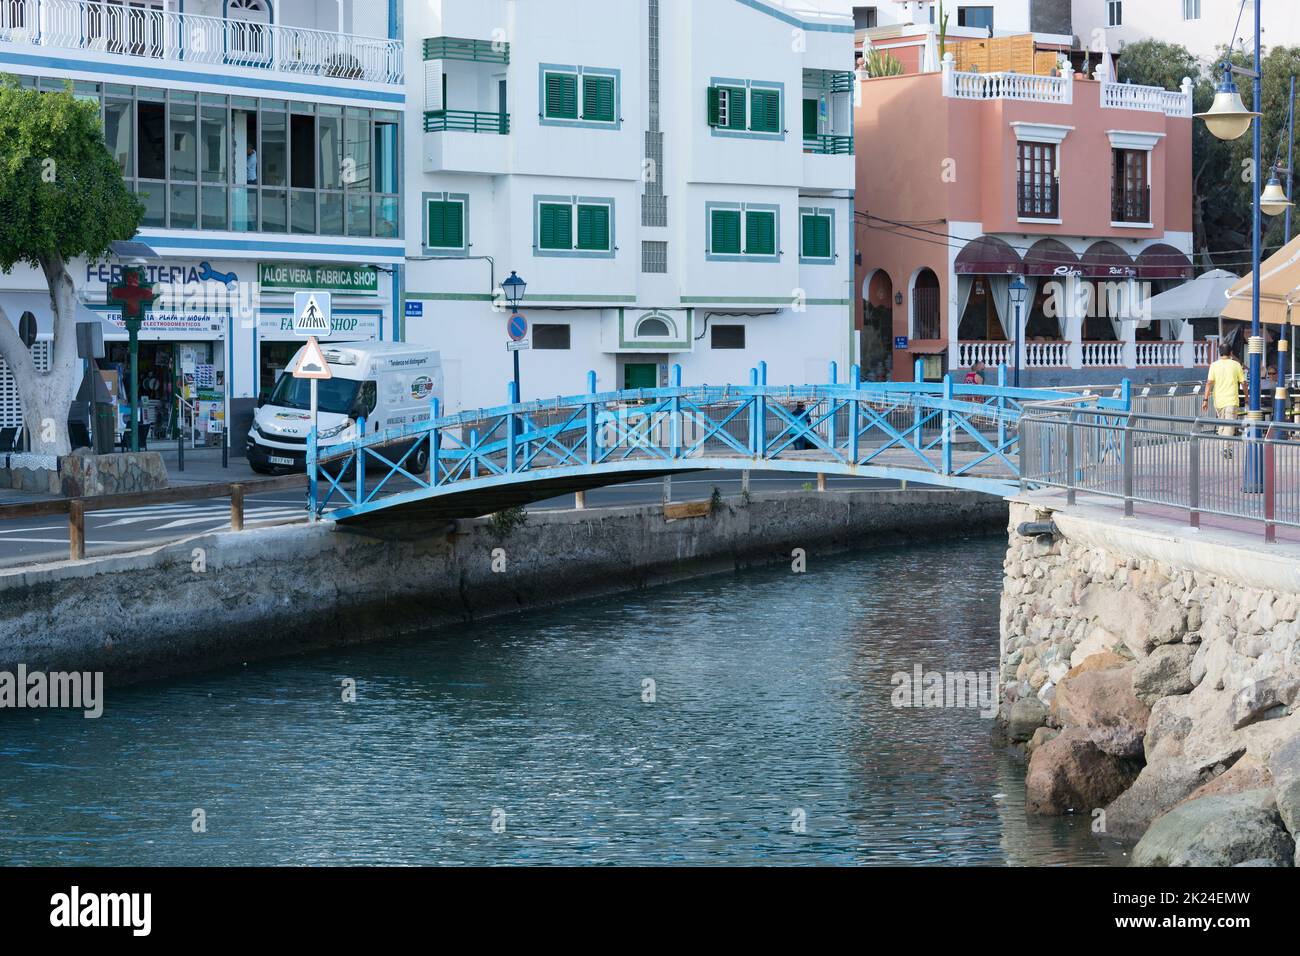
259, 263, 379, 294
97, 307, 224, 337
257, 312, 379, 338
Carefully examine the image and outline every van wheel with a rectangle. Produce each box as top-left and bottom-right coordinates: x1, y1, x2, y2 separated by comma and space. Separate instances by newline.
411, 445, 430, 475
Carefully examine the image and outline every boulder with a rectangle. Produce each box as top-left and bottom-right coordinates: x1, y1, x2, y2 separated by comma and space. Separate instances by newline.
1027, 726, 1060, 756
1131, 790, 1295, 867
1132, 644, 1196, 706
1070, 627, 1123, 668
1270, 734, 1300, 835
1007, 697, 1050, 742
1104, 758, 1207, 842
1177, 755, 1273, 807
1054, 666, 1151, 758
1025, 728, 1140, 816
1145, 694, 1196, 762
1230, 675, 1300, 730
1064, 651, 1129, 682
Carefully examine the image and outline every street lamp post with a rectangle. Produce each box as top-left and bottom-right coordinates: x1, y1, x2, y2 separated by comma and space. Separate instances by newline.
1195, 5, 1271, 490
501, 270, 527, 401
1009, 274, 1027, 388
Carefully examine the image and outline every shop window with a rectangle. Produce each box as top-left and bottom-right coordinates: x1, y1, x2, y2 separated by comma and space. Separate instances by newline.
136, 101, 165, 179
534, 325, 571, 350
712, 325, 745, 349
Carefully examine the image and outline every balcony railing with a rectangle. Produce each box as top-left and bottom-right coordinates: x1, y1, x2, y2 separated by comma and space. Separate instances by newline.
1101, 81, 1193, 118
1025, 341, 1070, 367
423, 109, 510, 135
803, 133, 853, 155
944, 66, 1072, 104
1082, 341, 1124, 367
423, 36, 509, 65
0, 0, 403, 85
1017, 180, 1059, 219
1136, 341, 1182, 367
912, 287, 941, 340
958, 341, 1012, 368
1112, 184, 1151, 224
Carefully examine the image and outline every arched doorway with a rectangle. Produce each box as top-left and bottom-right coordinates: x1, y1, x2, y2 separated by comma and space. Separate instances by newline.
910, 268, 940, 341
861, 269, 893, 381
227, 0, 272, 64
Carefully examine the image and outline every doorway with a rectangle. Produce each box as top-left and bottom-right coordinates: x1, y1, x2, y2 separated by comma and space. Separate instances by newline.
623, 362, 658, 389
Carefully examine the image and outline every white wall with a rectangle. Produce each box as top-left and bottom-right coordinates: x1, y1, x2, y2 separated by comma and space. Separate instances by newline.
866, 1, 1035, 34
1072, 0, 1300, 64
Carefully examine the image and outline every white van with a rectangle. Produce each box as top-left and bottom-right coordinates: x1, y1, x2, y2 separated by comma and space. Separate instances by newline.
247, 341, 443, 475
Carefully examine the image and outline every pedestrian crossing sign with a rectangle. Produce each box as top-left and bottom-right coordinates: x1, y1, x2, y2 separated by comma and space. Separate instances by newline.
293, 291, 332, 336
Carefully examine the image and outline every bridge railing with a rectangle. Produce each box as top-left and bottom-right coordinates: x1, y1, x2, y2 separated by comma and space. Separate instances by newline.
307, 365, 1127, 519
1019, 404, 1300, 541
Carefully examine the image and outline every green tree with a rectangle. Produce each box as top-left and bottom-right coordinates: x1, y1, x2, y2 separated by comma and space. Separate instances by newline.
0, 78, 143, 455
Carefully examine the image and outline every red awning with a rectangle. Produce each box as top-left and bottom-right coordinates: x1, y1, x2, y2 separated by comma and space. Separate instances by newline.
1023, 238, 1081, 278
955, 236, 1023, 275
1081, 241, 1138, 279
1136, 243, 1194, 280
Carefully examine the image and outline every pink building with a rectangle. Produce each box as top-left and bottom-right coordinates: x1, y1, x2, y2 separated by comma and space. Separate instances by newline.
855, 54, 1202, 386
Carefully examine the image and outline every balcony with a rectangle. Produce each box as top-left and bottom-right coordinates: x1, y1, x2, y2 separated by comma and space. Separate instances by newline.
423, 109, 510, 135
1112, 184, 1151, 225
0, 0, 403, 85
803, 133, 853, 155
940, 55, 1193, 116
422, 36, 509, 65
1017, 181, 1059, 220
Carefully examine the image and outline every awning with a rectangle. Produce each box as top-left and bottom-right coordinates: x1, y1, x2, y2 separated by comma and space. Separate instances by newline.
0, 291, 115, 337
1136, 243, 1194, 280
1081, 241, 1138, 279
955, 236, 1023, 275
1023, 238, 1081, 277
1223, 233, 1300, 325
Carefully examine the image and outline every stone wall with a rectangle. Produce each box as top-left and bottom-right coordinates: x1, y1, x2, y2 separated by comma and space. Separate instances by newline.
0, 488, 1007, 685
1001, 500, 1300, 867
58, 450, 168, 497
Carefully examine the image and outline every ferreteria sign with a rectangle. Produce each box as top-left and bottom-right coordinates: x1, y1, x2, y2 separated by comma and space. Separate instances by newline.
259, 262, 380, 294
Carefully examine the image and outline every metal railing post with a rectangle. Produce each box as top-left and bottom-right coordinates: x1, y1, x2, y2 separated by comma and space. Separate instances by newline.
850, 364, 861, 463
507, 381, 518, 475
469, 429, 479, 480
671, 364, 682, 459
356, 416, 366, 503
749, 367, 759, 456
997, 364, 1007, 451
1122, 417, 1134, 516
941, 374, 953, 475
827, 360, 838, 452
1065, 414, 1077, 506
586, 371, 597, 466
1189, 432, 1200, 529
1265, 425, 1277, 543
429, 397, 440, 487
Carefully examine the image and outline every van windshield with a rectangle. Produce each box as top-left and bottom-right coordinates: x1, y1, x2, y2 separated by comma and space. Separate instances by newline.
268, 374, 361, 416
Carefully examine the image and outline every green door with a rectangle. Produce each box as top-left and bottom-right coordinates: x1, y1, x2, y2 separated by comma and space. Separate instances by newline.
624, 363, 658, 389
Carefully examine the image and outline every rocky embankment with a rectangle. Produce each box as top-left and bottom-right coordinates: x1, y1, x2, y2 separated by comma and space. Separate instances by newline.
999, 502, 1300, 867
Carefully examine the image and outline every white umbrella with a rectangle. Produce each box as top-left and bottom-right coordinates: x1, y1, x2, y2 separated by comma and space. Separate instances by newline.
1147, 269, 1240, 322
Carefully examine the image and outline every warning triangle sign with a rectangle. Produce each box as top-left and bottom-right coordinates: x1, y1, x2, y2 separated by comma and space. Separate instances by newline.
292, 336, 333, 380
295, 293, 330, 334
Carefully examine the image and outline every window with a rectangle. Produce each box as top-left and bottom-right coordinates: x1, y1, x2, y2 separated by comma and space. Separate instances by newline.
709, 205, 779, 259
536, 198, 614, 255
710, 209, 742, 254
1112, 149, 1150, 223
425, 196, 465, 250
957, 6, 994, 33
533, 324, 571, 350
1016, 141, 1058, 219
636, 316, 672, 336
642, 240, 668, 273
543, 71, 578, 119
712, 325, 746, 349
541, 67, 619, 127
800, 210, 833, 261
1107, 0, 1122, 27
853, 7, 877, 30
1182, 0, 1200, 19
744, 210, 776, 255
708, 82, 782, 136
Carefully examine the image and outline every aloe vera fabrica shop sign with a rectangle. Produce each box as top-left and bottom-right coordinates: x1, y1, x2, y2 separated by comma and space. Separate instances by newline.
258, 263, 379, 295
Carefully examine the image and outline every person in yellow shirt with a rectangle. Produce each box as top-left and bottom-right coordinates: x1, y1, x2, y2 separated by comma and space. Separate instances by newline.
1202, 344, 1246, 455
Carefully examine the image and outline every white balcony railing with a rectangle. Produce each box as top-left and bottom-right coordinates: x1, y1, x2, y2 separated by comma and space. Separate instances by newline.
941, 53, 1072, 104
1193, 341, 1213, 367
1082, 341, 1124, 367
0, 0, 402, 85
957, 341, 1012, 368
1136, 340, 1183, 367
1025, 341, 1070, 368
1101, 80, 1193, 118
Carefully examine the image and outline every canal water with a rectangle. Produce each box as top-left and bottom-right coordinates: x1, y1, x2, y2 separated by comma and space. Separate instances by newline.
0, 536, 1122, 866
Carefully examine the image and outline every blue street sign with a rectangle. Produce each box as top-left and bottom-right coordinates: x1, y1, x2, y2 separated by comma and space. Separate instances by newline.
405, 301, 423, 318
507, 312, 528, 342
894, 336, 909, 350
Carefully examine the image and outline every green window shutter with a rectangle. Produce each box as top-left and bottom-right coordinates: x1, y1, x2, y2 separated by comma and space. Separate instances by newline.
711, 210, 741, 254
803, 98, 818, 138
745, 210, 775, 255
582, 75, 616, 123
750, 88, 779, 133
802, 214, 830, 259
577, 204, 610, 251
707, 86, 722, 127
539, 203, 573, 250
427, 200, 463, 248
545, 72, 578, 119
725, 87, 747, 130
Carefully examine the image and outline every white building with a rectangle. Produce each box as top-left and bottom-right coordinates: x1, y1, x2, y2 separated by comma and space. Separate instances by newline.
0, 0, 404, 446
854, 1, 1072, 36
404, 0, 857, 414
1072, 1, 1300, 63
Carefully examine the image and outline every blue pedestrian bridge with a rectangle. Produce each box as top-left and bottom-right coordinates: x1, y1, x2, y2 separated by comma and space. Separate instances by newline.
307, 363, 1130, 526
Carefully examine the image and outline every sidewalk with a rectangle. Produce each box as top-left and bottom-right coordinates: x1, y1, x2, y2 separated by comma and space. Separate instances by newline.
157, 446, 262, 485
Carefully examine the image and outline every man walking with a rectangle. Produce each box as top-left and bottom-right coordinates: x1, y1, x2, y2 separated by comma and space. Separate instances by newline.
1202, 343, 1245, 458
